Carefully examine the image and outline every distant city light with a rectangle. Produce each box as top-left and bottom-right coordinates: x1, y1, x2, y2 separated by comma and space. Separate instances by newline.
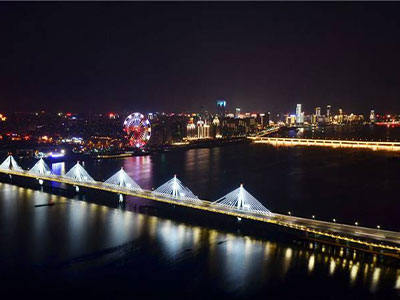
216, 100, 226, 108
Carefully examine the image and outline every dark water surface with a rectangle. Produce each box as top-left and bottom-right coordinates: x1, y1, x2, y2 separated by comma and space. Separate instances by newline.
1, 143, 400, 299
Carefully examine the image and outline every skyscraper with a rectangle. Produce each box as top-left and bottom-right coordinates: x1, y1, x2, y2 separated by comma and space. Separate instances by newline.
370, 110, 376, 123
186, 120, 196, 139
197, 119, 210, 139
216, 99, 227, 117
235, 108, 240, 119
296, 104, 303, 124
338, 108, 343, 124
326, 105, 331, 118
316, 107, 321, 117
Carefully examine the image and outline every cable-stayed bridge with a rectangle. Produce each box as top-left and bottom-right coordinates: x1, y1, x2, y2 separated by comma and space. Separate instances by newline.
1, 155, 400, 255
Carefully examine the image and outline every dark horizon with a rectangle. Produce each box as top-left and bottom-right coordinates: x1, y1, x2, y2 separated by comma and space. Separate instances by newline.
1, 2, 400, 115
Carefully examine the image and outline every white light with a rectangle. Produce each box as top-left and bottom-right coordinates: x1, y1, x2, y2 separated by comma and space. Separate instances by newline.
104, 169, 141, 191
213, 185, 273, 216
152, 175, 200, 203
64, 162, 94, 182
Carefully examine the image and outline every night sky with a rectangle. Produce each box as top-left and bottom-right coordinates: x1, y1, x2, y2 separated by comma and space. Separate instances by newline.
1, 2, 400, 115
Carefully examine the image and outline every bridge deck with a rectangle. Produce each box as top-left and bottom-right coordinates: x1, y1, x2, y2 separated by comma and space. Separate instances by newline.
1, 168, 400, 254
251, 136, 400, 151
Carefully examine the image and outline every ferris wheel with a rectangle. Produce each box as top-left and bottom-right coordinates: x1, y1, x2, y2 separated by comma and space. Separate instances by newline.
123, 112, 151, 148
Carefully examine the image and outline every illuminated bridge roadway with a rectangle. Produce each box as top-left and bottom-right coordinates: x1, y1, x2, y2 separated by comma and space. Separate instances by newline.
1, 155, 400, 256
250, 136, 400, 151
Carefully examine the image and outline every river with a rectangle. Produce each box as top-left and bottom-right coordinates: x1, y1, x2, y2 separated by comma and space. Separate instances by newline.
1, 142, 400, 299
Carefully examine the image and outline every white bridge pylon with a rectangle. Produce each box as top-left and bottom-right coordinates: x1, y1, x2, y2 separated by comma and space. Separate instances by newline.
28, 158, 51, 175
104, 167, 142, 191
63, 161, 94, 182
0, 155, 23, 171
212, 184, 274, 216
152, 175, 201, 203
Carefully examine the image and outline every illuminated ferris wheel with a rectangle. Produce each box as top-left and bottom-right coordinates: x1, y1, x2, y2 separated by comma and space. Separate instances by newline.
123, 112, 151, 148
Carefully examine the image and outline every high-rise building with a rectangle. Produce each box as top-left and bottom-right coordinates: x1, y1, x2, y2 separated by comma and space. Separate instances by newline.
235, 108, 240, 119
257, 112, 270, 128
212, 116, 222, 138
216, 99, 227, 117
326, 105, 331, 118
296, 104, 303, 124
289, 114, 296, 126
311, 114, 317, 124
197, 119, 210, 139
370, 110, 376, 123
338, 108, 343, 124
186, 121, 196, 139
316, 107, 321, 117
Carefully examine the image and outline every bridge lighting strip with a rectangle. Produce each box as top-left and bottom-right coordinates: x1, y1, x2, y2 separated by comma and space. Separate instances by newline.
1, 169, 400, 253
251, 137, 400, 151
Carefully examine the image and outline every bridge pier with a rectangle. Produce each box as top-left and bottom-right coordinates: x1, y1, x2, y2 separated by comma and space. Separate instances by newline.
119, 194, 124, 203
75, 185, 79, 193
38, 179, 44, 192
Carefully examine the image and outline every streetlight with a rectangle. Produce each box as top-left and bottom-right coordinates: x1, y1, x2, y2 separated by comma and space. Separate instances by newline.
333, 218, 336, 223
312, 215, 315, 219
355, 222, 358, 226
377, 225, 381, 229
288, 211, 292, 215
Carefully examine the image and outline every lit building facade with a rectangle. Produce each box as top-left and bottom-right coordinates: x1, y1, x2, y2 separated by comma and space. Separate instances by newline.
370, 110, 376, 123
197, 120, 210, 139
296, 104, 304, 124
315, 107, 321, 117
235, 108, 240, 119
186, 121, 196, 139
326, 105, 331, 118
216, 99, 227, 117
212, 116, 222, 138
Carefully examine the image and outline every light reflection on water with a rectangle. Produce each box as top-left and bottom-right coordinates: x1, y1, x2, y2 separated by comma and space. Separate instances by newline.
0, 183, 400, 297
123, 156, 154, 190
